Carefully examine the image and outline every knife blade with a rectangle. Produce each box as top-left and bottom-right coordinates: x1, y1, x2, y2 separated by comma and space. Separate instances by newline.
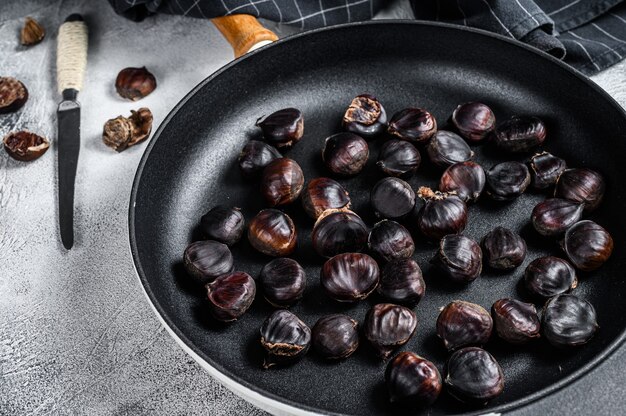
56, 14, 88, 249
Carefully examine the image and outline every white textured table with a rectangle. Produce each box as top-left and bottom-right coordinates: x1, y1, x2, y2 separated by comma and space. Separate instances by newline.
1, 0, 625, 414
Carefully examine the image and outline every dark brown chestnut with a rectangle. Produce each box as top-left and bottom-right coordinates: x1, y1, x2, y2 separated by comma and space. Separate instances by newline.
206, 271, 256, 322
368, 220, 415, 263
444, 347, 504, 404
524, 256, 577, 299
320, 253, 380, 302
115, 67, 157, 101
436, 301, 492, 350
425, 130, 473, 168
486, 161, 531, 201
0, 77, 28, 114
492, 298, 540, 344
364, 303, 417, 359
415, 187, 468, 240
312, 209, 368, 258
260, 310, 311, 368
529, 152, 566, 189
370, 177, 416, 220
451, 102, 496, 143
312, 314, 359, 359
562, 220, 613, 271
378, 258, 425, 305
256, 108, 304, 148
238, 140, 282, 177
261, 158, 305, 206
259, 258, 306, 307
376, 139, 421, 177
322, 132, 369, 177
385, 352, 442, 408
554, 168, 605, 212
342, 94, 388, 138
432, 235, 482, 283
388, 108, 437, 144
481, 227, 526, 270
183, 240, 234, 284
3, 131, 49, 161
301, 177, 350, 219
248, 209, 297, 257
200, 206, 245, 246
493, 116, 546, 152
439, 161, 486, 203
542, 294, 598, 348
531, 198, 583, 237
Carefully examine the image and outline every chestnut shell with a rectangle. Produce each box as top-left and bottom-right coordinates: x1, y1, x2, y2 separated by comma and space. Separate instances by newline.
492, 298, 541, 344
415, 187, 468, 240
312, 314, 359, 359
493, 116, 546, 152
542, 294, 598, 348
312, 209, 368, 258
431, 235, 482, 283
451, 102, 496, 143
376, 139, 421, 177
301, 177, 350, 219
481, 227, 527, 270
368, 220, 415, 263
425, 130, 473, 168
342, 94, 388, 138
320, 253, 380, 302
206, 271, 256, 322
378, 258, 425, 305
248, 209, 297, 257
259, 258, 306, 307
0, 77, 28, 114
444, 347, 504, 404
260, 309, 311, 368
562, 220, 613, 271
370, 177, 416, 220
322, 132, 369, 176
256, 108, 304, 148
439, 161, 486, 203
260, 158, 305, 207
363, 303, 417, 359
554, 168, 605, 212
531, 198, 584, 237
524, 256, 577, 299
388, 108, 437, 144
238, 140, 282, 177
385, 352, 442, 408
3, 131, 49, 161
436, 300, 493, 350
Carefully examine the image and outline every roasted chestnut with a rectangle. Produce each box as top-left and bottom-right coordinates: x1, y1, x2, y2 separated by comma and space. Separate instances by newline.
312, 314, 359, 359
312, 209, 368, 258
554, 168, 605, 212
238, 140, 282, 177
115, 67, 157, 101
259, 258, 306, 307
0, 77, 28, 114
200, 206, 245, 246
320, 253, 380, 302
370, 177, 416, 220
451, 102, 496, 143
492, 298, 540, 344
378, 258, 425, 305
542, 294, 598, 347
368, 220, 415, 262
486, 161, 531, 201
385, 352, 442, 408
436, 301, 492, 350
3, 130, 49, 161
260, 309, 311, 368
256, 108, 304, 148
364, 303, 417, 359
531, 198, 583, 237
206, 271, 256, 322
102, 107, 153, 152
342, 94, 388, 138
524, 256, 577, 299
183, 240, 234, 284
261, 158, 305, 206
415, 187, 468, 240
562, 220, 613, 271
431, 235, 482, 283
529, 152, 566, 189
322, 132, 369, 176
493, 116, 546, 152
248, 209, 297, 257
444, 347, 504, 404
301, 177, 350, 219
482, 227, 526, 270
376, 139, 421, 177
388, 108, 437, 144
439, 161, 486, 203
425, 130, 473, 168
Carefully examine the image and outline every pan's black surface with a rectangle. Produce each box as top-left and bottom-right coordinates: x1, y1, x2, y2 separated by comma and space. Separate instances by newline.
129, 21, 626, 415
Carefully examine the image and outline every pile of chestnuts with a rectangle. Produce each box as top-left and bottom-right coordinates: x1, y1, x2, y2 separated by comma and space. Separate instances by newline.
178, 95, 613, 411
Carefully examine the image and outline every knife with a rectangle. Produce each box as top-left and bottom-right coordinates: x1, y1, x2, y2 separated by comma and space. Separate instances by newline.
56, 14, 88, 249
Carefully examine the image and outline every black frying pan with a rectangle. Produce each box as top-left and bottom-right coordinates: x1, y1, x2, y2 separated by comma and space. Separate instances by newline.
129, 21, 626, 415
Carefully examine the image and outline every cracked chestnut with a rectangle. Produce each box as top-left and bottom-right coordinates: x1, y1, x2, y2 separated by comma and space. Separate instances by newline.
322, 132, 369, 176
342, 94, 387, 138
529, 152, 566, 189
183, 240, 234, 284
436, 301, 492, 350
388, 108, 437, 144
385, 352, 442, 408
562, 220, 613, 271
312, 209, 368, 258
368, 220, 414, 262
426, 130, 473, 168
378, 258, 425, 305
0, 77, 28, 114
238, 140, 282, 177
200, 206, 245, 246
493, 116, 546, 152
102, 107, 153, 152
320, 252, 379, 302
542, 294, 598, 347
312, 314, 359, 359
451, 102, 496, 143
370, 177, 416, 220
115, 67, 157, 101
415, 187, 468, 240
439, 161, 486, 203
444, 347, 504, 404
256, 108, 304, 148
492, 298, 541, 344
206, 271, 255, 322
531, 198, 583, 237
554, 168, 605, 212
261, 158, 304, 206
376, 139, 421, 177
486, 161, 531, 201
301, 177, 350, 219
364, 303, 417, 359
260, 309, 311, 368
482, 227, 526, 270
432, 235, 482, 283
259, 258, 306, 307
248, 209, 297, 257
3, 131, 49, 161
524, 256, 577, 299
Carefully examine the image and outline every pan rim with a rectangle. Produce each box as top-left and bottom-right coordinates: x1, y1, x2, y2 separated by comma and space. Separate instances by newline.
129, 19, 626, 416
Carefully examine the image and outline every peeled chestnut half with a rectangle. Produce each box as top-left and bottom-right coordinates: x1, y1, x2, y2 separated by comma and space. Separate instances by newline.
368, 220, 415, 262
415, 187, 468, 240
486, 161, 531, 201
238, 140, 282, 177
206, 271, 256, 322
259, 258, 306, 307
312, 314, 359, 359
322, 132, 369, 176
388, 108, 437, 144
439, 161, 486, 203
364, 303, 417, 359
482, 227, 526, 270
312, 209, 368, 258
183, 240, 234, 284
492, 298, 540, 344
436, 301, 492, 350
3, 131, 49, 161
529, 152, 566, 189
248, 209, 297, 257
562, 220, 613, 271
531, 198, 583, 237
376, 139, 421, 177
200, 206, 245, 246
425, 130, 473, 168
342, 94, 387, 138
554, 168, 605, 212
370, 177, 416, 220
261, 158, 305, 206
320, 253, 380, 302
524, 256, 577, 299
451, 102, 496, 143
542, 294, 598, 347
378, 258, 425, 305
256, 108, 304, 148
301, 177, 350, 219
0, 77, 28, 114
431, 235, 482, 283
385, 352, 442, 408
260, 310, 311, 368
444, 347, 504, 404
493, 116, 546, 152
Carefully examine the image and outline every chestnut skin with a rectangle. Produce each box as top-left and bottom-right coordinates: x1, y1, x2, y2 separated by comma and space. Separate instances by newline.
248, 209, 297, 257
206, 271, 256, 322
439, 161, 486, 203
426, 130, 473, 168
312, 209, 368, 258
531, 198, 584, 237
342, 94, 388, 138
562, 220, 613, 271
364, 303, 417, 359
260, 309, 311, 368
370, 177, 416, 220
431, 235, 482, 283
451, 102, 496, 143
200, 206, 245, 246
238, 140, 282, 177
492, 298, 541, 344
377, 139, 421, 178
259, 258, 306, 307
261, 158, 305, 207
312, 314, 359, 359
415, 187, 468, 240
482, 227, 527, 270
0, 77, 29, 114
524, 256, 578, 299
554, 168, 605, 212
529, 152, 566, 189
368, 220, 415, 263
385, 352, 442, 408
301, 177, 350, 219
183, 240, 234, 284
256, 108, 304, 148
493, 116, 546, 153
444, 347, 504, 404
322, 132, 369, 176
320, 253, 380, 302
388, 108, 437, 144
3, 130, 49, 161
378, 258, 425, 305
436, 300, 493, 351
542, 294, 598, 348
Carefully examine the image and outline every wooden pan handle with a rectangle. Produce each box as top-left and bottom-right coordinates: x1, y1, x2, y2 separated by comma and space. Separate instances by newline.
212, 14, 278, 58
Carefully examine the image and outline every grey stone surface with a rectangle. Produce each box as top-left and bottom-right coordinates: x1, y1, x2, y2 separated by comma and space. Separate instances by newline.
0, 0, 624, 415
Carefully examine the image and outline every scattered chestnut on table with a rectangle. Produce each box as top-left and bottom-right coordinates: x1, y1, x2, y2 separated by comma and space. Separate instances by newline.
200, 206, 245, 246
370, 177, 416, 220
115, 67, 157, 101
238, 140, 282, 177
425, 130, 473, 168
415, 187, 468, 240
485, 161, 531, 201
102, 107, 153, 152
0, 77, 28, 114
450, 102, 496, 143
388, 108, 437, 144
260, 309, 311, 368
364, 303, 417, 359
481, 227, 526, 270
3, 130, 49, 161
260, 158, 305, 207
436, 300, 492, 350
529, 151, 566, 189
342, 94, 387, 138
20, 17, 45, 46
206, 271, 256, 322
444, 347, 504, 404
431, 235, 482, 283
531, 198, 583, 237
439, 161, 486, 203
322, 132, 369, 176
493, 116, 546, 152
554, 168, 605, 212
368, 220, 414, 263
312, 314, 359, 359
492, 298, 541, 344
183, 240, 234, 284
247, 209, 297, 257
378, 258, 425, 305
385, 352, 442, 408
256, 108, 304, 148
301, 177, 350, 219
311, 209, 368, 258
542, 294, 598, 348
376, 139, 421, 177
562, 220, 613, 271
259, 258, 306, 307
524, 256, 577, 299
320, 252, 380, 302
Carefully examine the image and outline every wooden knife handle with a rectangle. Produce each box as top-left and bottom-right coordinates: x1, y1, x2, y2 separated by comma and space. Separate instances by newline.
57, 14, 88, 94
212, 15, 278, 58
